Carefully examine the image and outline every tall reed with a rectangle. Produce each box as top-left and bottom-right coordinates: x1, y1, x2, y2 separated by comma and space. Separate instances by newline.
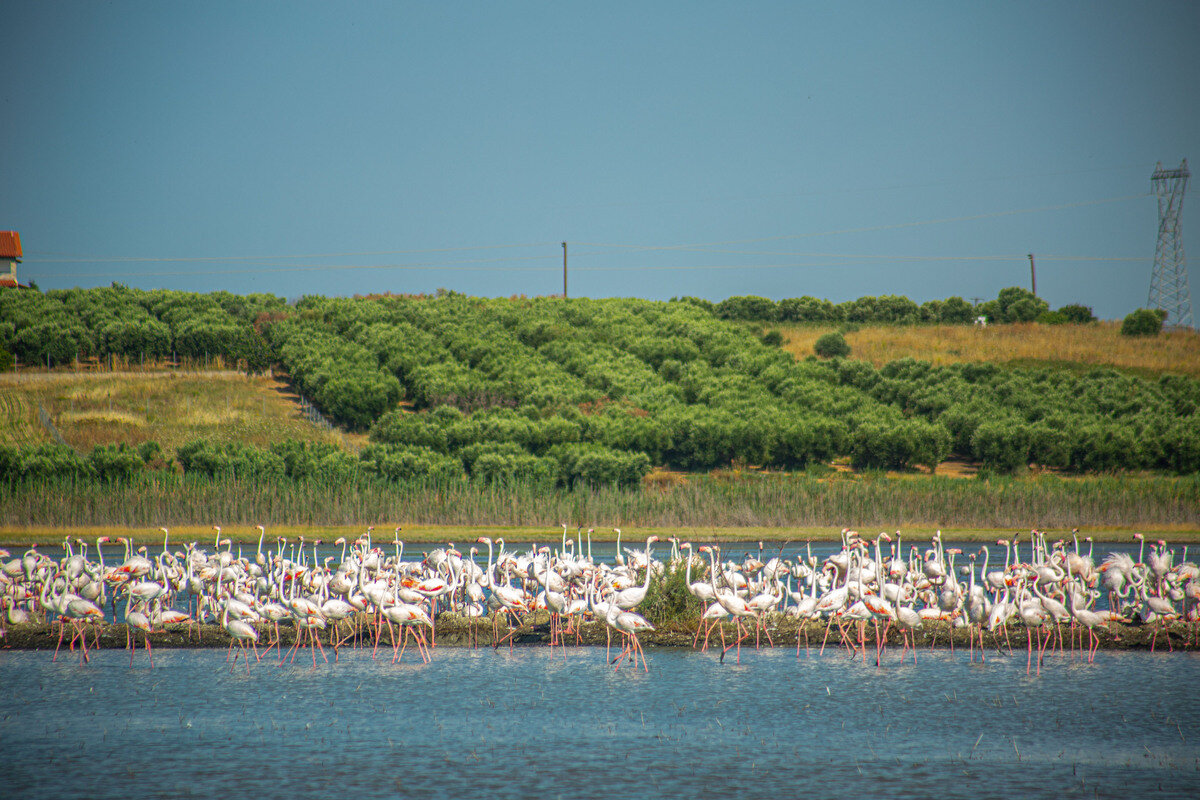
2, 472, 1196, 529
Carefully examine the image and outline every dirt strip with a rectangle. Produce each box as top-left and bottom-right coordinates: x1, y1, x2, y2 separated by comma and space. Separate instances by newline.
3, 614, 1193, 653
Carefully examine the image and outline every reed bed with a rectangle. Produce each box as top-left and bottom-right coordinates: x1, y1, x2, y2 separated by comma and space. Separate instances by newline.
3, 472, 1196, 530
777, 321, 1200, 377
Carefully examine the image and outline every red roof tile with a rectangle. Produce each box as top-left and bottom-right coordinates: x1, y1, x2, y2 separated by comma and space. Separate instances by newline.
0, 231, 21, 259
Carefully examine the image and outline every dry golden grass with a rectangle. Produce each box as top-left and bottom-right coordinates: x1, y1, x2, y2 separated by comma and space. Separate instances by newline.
0, 371, 350, 452
778, 321, 1200, 377
58, 410, 147, 427
0, 393, 42, 448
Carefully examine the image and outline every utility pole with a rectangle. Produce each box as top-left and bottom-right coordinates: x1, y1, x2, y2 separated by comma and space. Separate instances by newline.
562, 242, 568, 299
1028, 253, 1036, 296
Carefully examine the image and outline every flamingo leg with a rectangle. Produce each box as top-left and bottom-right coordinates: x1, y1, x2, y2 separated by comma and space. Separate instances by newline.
314, 628, 328, 665
371, 614, 386, 656
1026, 628, 1033, 675
819, 615, 834, 656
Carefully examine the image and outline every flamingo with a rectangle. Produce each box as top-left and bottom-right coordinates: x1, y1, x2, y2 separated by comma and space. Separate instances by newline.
701, 545, 759, 664
1017, 581, 1050, 675
611, 536, 660, 609
604, 601, 654, 672
125, 601, 155, 667
381, 593, 433, 664
1067, 584, 1106, 663
222, 602, 260, 673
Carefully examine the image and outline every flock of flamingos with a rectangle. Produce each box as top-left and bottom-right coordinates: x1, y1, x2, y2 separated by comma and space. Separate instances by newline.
2, 526, 1197, 674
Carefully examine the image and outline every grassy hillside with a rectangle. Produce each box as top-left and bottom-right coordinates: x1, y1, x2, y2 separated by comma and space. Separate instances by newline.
776, 321, 1200, 378
2, 290, 1198, 533
0, 369, 354, 453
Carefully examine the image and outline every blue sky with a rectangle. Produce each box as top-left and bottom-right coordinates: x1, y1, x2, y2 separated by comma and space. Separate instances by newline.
2, 2, 1197, 319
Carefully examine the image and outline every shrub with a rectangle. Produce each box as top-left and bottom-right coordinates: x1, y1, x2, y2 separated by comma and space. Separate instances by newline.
996, 287, 1049, 322
639, 560, 703, 625
471, 450, 557, 484
137, 441, 164, 465
938, 296, 977, 324
850, 417, 948, 471
16, 444, 93, 480
715, 295, 778, 321
1121, 308, 1165, 337
370, 410, 449, 452
176, 440, 285, 479
1057, 303, 1095, 324
1037, 311, 1068, 325
778, 296, 838, 322
88, 443, 144, 482
0, 444, 19, 482
971, 420, 1031, 473
813, 332, 850, 359
358, 444, 462, 482
549, 443, 651, 488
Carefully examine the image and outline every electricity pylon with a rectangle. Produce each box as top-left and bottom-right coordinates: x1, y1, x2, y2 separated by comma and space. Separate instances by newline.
1149, 159, 1192, 328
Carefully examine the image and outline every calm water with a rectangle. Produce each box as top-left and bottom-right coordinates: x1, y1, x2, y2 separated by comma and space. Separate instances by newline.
2, 647, 1198, 799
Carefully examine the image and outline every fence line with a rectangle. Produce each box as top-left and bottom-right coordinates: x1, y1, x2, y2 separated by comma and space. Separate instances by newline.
296, 395, 335, 431
37, 401, 69, 447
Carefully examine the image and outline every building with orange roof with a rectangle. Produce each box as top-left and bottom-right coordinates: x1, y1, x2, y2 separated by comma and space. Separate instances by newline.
0, 231, 29, 289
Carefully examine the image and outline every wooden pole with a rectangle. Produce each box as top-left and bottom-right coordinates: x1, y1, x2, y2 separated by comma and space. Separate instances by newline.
1028, 253, 1036, 296
562, 242, 568, 299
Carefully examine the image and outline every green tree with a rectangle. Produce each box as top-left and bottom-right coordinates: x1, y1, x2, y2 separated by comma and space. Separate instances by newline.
971, 419, 1031, 473
995, 287, 1049, 322
938, 296, 977, 324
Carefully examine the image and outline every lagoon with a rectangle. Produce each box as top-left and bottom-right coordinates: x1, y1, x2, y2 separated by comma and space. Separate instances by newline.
2, 646, 1198, 799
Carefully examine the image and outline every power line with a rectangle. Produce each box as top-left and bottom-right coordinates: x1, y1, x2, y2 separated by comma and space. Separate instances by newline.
577, 248, 1149, 262
24, 193, 1149, 267
26, 193, 1154, 280
34, 250, 1151, 281
554, 162, 1150, 212
575, 193, 1151, 251
33, 251, 1151, 280
23, 241, 558, 264
32, 257, 566, 283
